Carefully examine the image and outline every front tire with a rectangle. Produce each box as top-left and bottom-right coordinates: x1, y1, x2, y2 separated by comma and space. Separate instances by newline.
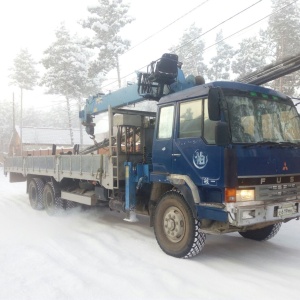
239, 223, 282, 241
28, 178, 45, 210
43, 182, 64, 216
154, 192, 206, 258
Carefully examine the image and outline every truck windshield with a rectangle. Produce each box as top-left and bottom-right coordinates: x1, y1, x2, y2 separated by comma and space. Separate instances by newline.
225, 94, 300, 144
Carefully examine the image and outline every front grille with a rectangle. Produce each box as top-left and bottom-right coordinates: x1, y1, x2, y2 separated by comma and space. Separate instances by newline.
258, 183, 300, 201
238, 174, 300, 202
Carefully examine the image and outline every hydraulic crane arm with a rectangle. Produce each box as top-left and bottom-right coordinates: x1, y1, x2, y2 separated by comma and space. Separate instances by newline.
79, 53, 197, 136
79, 83, 143, 123
238, 52, 300, 85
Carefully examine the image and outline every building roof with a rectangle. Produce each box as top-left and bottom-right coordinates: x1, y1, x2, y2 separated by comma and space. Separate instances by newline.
16, 127, 94, 146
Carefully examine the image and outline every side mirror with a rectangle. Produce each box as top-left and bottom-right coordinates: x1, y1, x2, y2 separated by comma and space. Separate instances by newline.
215, 122, 230, 146
208, 87, 221, 121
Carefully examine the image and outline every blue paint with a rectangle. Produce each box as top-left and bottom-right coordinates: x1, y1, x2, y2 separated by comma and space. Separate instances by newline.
80, 83, 143, 120
124, 162, 136, 211
235, 146, 300, 176
124, 162, 151, 211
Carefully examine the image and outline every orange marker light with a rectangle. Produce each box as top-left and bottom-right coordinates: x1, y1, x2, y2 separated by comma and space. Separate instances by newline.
225, 188, 236, 203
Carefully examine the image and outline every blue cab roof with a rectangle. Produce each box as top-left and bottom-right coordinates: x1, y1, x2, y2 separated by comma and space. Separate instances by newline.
158, 81, 289, 105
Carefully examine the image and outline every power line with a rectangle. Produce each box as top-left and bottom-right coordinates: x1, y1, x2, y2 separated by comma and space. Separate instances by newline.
35, 0, 300, 109
30, 1, 268, 109
102, 0, 264, 90
173, 0, 263, 53
199, 0, 299, 53
123, 0, 210, 54
113, 0, 298, 89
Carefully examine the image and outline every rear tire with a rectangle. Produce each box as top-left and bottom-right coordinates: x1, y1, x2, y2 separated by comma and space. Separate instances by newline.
239, 223, 282, 241
28, 178, 45, 210
65, 200, 79, 211
43, 182, 64, 216
154, 192, 206, 258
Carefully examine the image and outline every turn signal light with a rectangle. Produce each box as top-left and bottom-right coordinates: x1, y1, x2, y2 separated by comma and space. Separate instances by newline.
225, 188, 236, 203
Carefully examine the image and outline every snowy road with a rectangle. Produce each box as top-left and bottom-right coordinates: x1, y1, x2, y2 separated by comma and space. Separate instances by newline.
1, 168, 300, 300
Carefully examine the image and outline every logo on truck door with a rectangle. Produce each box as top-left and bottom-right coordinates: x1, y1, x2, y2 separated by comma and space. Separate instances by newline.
193, 150, 208, 169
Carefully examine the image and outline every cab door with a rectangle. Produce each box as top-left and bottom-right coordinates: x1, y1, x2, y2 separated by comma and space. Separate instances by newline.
172, 98, 222, 186
152, 105, 175, 174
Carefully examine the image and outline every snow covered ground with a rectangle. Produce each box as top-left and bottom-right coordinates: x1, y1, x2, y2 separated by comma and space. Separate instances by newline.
1, 167, 300, 300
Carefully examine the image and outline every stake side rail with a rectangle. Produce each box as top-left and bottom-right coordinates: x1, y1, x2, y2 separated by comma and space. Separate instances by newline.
4, 154, 112, 187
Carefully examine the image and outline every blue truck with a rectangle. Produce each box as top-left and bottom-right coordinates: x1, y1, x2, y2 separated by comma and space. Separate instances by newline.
4, 53, 300, 258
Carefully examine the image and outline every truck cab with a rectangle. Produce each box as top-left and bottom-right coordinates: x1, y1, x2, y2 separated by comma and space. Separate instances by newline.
151, 81, 300, 239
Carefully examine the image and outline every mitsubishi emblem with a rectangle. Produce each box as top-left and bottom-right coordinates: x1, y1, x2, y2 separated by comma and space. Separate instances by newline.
282, 162, 288, 171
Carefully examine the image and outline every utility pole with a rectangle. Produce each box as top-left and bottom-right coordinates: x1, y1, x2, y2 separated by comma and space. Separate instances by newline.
13, 93, 15, 130
20, 87, 23, 155
116, 55, 121, 89
66, 96, 74, 147
8, 93, 16, 156
78, 101, 83, 151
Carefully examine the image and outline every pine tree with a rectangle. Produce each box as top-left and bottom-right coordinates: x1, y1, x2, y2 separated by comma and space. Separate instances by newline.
169, 23, 207, 78
10, 48, 39, 90
80, 0, 134, 77
207, 30, 234, 81
41, 24, 101, 98
22, 104, 77, 129
9, 48, 39, 154
266, 0, 300, 95
231, 30, 268, 78
41, 24, 101, 146
0, 99, 14, 157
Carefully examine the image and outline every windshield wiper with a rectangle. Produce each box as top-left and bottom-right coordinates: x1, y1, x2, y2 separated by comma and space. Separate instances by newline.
244, 141, 300, 148
278, 142, 300, 148
244, 141, 279, 148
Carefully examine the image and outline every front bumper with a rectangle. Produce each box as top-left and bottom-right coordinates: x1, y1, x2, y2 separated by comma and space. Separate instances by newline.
226, 200, 300, 226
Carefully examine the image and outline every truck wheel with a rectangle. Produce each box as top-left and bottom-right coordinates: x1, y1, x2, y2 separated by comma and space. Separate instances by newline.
154, 192, 206, 258
65, 200, 79, 210
28, 178, 45, 210
239, 223, 282, 241
43, 182, 64, 216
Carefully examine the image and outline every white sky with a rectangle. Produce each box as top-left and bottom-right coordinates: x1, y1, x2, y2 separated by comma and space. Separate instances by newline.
0, 0, 271, 110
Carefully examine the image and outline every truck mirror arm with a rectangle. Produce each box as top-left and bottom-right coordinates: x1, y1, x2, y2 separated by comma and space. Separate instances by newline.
215, 122, 230, 146
208, 87, 225, 121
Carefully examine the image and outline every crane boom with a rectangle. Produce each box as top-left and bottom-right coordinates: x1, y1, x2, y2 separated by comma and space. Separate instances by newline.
238, 52, 300, 85
79, 53, 196, 135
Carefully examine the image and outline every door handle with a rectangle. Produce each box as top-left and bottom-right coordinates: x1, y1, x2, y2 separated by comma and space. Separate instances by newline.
172, 153, 181, 157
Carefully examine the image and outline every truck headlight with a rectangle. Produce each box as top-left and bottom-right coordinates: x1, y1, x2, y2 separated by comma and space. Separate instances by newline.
236, 189, 255, 202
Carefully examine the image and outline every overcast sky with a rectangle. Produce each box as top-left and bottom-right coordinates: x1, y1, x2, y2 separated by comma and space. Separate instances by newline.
0, 0, 271, 109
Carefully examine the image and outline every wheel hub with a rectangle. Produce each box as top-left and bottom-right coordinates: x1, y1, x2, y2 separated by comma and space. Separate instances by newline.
30, 186, 37, 203
46, 191, 53, 207
163, 206, 185, 242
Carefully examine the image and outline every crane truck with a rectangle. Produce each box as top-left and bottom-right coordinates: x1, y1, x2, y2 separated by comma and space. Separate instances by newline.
4, 53, 300, 258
